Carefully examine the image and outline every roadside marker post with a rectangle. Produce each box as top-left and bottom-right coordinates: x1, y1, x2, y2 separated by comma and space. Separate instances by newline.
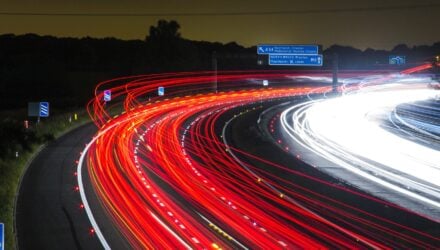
103, 90, 111, 102
39, 102, 49, 117
158, 87, 165, 96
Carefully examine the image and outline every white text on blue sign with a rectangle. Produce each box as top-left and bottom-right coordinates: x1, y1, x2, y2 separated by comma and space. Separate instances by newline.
257, 45, 318, 55
269, 54, 323, 66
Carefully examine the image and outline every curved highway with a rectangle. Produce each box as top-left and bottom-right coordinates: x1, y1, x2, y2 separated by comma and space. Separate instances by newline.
278, 83, 440, 220
17, 69, 439, 249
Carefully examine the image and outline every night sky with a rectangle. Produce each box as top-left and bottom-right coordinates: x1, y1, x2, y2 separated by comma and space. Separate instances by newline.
0, 0, 439, 49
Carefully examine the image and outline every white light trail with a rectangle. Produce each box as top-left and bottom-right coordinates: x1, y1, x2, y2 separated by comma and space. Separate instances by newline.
280, 83, 440, 218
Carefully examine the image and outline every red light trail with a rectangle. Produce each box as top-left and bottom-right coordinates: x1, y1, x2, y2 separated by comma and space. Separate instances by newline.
78, 71, 439, 249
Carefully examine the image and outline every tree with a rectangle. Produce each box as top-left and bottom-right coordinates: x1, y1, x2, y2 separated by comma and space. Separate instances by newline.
391, 44, 410, 54
146, 20, 181, 42
144, 20, 186, 71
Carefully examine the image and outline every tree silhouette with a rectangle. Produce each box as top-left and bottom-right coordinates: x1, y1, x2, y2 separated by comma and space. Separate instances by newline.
146, 20, 181, 42
144, 20, 186, 71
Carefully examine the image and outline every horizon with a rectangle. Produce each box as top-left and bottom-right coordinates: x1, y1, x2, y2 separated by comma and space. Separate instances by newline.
1, 0, 439, 50
2, 32, 439, 52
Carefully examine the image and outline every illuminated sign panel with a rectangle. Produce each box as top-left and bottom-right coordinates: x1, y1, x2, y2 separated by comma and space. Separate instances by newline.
257, 44, 319, 55
269, 54, 323, 66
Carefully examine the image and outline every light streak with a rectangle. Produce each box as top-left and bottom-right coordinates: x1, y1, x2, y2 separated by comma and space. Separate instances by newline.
280, 81, 440, 219
79, 70, 439, 249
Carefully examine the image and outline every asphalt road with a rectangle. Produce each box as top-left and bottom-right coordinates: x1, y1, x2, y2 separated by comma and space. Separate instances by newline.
15, 123, 127, 250
224, 98, 439, 248
14, 92, 438, 249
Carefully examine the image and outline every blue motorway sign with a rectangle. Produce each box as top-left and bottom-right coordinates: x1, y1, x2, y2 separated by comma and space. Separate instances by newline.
39, 102, 49, 117
158, 87, 165, 96
0, 223, 4, 250
389, 55, 406, 65
103, 89, 111, 102
257, 44, 318, 55
269, 54, 323, 66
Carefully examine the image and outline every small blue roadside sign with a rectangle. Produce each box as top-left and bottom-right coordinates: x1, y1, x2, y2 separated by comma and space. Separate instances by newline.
389, 55, 406, 65
39, 102, 49, 117
0, 223, 4, 250
158, 87, 165, 96
269, 54, 323, 66
103, 89, 111, 102
257, 44, 319, 55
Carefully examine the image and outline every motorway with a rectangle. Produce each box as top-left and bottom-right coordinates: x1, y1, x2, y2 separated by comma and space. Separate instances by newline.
278, 83, 440, 220
227, 98, 439, 248
16, 70, 440, 249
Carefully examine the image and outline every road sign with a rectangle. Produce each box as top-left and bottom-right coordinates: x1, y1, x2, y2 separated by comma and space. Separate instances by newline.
257, 45, 319, 55
0, 223, 4, 250
39, 102, 49, 117
389, 55, 406, 65
28, 102, 40, 117
103, 90, 111, 102
269, 54, 323, 66
158, 87, 164, 96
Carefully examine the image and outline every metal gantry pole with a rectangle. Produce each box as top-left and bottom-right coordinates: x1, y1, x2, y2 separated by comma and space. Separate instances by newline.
332, 53, 339, 93
212, 51, 218, 93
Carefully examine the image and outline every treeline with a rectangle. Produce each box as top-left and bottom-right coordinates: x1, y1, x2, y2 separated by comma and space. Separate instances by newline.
1, 20, 439, 111
323, 43, 440, 69
0, 20, 255, 110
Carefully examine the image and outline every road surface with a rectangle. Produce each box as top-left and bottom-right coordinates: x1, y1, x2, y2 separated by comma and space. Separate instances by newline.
15, 123, 129, 250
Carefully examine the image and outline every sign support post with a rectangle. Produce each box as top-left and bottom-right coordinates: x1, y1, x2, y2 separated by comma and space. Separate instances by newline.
332, 53, 339, 93
212, 51, 218, 93
0, 223, 4, 250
